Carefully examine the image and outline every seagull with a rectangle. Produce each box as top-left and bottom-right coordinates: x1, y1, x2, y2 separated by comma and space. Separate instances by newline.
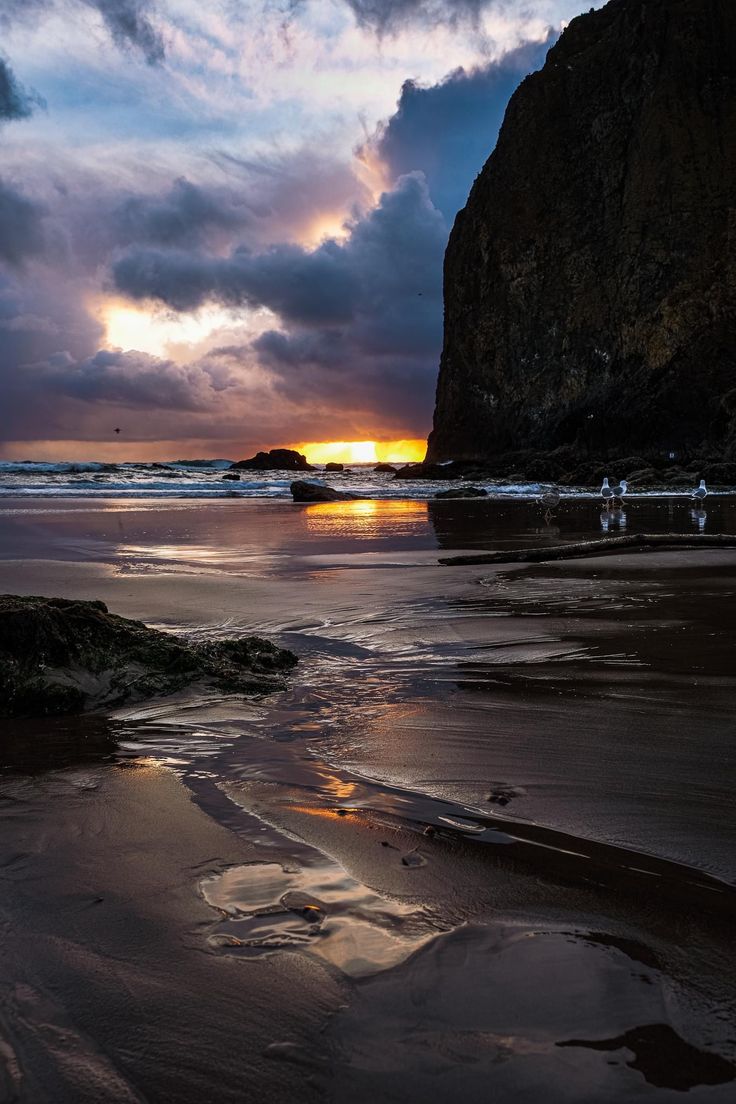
114, 427, 121, 435
600, 476, 614, 508
691, 479, 708, 503
610, 478, 628, 505
538, 486, 561, 522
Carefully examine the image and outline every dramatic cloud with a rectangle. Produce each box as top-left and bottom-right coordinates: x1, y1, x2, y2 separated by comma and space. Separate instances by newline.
85, 0, 165, 65
0, 56, 42, 121
0, 0, 164, 63
112, 171, 445, 332
209, 149, 372, 249
366, 31, 554, 219
343, 0, 504, 34
39, 347, 233, 409
0, 180, 46, 265
113, 178, 250, 249
0, 0, 578, 454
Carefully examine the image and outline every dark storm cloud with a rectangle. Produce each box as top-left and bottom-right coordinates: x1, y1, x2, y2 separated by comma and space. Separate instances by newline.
343, 0, 489, 34
0, 56, 42, 120
113, 171, 445, 328
114, 238, 358, 320
366, 32, 554, 219
114, 178, 250, 249
86, 0, 165, 65
39, 348, 228, 409
0, 1, 164, 63
0, 179, 46, 265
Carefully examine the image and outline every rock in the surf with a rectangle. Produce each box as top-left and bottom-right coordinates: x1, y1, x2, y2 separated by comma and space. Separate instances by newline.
231, 449, 314, 471
290, 481, 367, 502
0, 594, 297, 717
434, 486, 488, 499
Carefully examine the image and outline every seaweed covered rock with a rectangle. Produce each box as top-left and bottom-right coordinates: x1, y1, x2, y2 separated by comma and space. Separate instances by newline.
0, 595, 297, 717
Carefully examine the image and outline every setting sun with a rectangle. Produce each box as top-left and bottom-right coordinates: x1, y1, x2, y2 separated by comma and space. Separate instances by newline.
292, 439, 426, 464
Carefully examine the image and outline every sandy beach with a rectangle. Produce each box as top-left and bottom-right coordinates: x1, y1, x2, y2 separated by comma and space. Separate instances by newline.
2, 496, 735, 1102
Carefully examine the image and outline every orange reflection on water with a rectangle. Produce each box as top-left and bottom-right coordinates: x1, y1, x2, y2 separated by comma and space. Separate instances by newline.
321, 775, 360, 801
286, 803, 355, 821
304, 498, 427, 537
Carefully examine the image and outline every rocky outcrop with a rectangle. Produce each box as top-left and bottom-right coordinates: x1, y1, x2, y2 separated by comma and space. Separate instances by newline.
427, 0, 736, 463
325, 462, 344, 472
290, 481, 367, 502
374, 463, 397, 473
0, 595, 297, 717
231, 449, 314, 471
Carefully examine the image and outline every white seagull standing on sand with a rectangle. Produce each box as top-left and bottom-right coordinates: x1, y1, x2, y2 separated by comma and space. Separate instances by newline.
610, 478, 628, 505
600, 477, 614, 508
538, 486, 561, 521
692, 479, 708, 503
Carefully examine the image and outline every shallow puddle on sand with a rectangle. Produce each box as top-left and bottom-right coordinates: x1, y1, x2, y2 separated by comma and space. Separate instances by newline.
201, 857, 438, 978
327, 924, 736, 1101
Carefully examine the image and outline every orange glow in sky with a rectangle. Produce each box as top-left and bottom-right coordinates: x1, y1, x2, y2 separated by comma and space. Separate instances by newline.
292, 439, 425, 464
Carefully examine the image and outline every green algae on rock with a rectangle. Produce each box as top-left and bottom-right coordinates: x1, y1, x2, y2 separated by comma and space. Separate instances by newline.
0, 594, 297, 717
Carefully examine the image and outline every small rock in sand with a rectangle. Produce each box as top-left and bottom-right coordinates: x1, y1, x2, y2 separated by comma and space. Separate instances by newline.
488, 786, 527, 806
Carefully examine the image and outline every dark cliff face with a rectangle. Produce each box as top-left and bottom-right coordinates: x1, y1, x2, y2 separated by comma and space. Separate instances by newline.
426, 0, 736, 462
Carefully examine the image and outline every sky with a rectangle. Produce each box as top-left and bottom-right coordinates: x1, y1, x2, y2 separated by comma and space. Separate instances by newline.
0, 0, 601, 461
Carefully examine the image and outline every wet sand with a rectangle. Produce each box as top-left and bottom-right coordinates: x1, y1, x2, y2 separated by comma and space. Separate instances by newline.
1, 497, 735, 1101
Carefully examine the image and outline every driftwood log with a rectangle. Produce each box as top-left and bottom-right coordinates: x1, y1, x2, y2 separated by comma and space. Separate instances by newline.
439, 533, 736, 566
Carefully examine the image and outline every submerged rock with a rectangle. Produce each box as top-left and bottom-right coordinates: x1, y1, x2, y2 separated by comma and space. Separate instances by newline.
434, 486, 488, 499
374, 462, 397, 473
428, 0, 736, 462
0, 595, 297, 717
290, 481, 367, 502
231, 449, 314, 471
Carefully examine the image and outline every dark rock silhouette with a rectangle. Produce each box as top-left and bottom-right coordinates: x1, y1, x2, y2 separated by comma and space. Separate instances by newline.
427, 0, 736, 462
231, 449, 314, 471
290, 481, 367, 502
0, 595, 297, 717
374, 462, 397, 473
325, 462, 344, 471
393, 462, 461, 481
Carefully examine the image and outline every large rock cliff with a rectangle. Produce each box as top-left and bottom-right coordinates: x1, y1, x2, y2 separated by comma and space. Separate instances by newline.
426, 0, 736, 463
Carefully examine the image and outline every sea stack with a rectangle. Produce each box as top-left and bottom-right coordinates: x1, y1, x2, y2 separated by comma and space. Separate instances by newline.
426, 0, 736, 462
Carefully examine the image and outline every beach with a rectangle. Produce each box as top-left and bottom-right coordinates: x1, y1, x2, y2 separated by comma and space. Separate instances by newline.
1, 495, 735, 1102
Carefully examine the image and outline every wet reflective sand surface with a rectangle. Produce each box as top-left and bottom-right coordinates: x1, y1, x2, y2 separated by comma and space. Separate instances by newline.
1, 497, 735, 1102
